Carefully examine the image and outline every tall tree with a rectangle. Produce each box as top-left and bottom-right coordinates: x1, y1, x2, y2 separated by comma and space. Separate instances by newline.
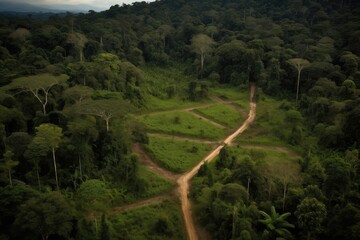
67, 32, 88, 62
287, 58, 310, 103
0, 150, 18, 186
63, 85, 94, 104
32, 124, 63, 190
191, 34, 215, 77
73, 99, 133, 132
3, 74, 69, 115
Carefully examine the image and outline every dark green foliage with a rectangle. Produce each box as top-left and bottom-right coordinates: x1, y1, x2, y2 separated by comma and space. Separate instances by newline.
14, 191, 74, 240
295, 197, 327, 239
216, 146, 231, 169
0, 0, 359, 239
259, 206, 294, 240
0, 182, 39, 237
100, 214, 111, 240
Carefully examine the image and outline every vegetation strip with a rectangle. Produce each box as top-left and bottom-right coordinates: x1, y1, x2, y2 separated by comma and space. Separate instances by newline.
147, 133, 218, 144
187, 110, 227, 128
110, 194, 173, 214
177, 83, 256, 240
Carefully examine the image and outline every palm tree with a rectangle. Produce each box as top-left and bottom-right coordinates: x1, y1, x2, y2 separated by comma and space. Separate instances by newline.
259, 206, 294, 240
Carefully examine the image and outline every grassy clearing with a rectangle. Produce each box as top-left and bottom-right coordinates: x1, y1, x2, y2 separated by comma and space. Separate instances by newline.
138, 111, 227, 140
141, 65, 193, 98
144, 95, 206, 112
233, 100, 249, 112
236, 93, 292, 146
110, 200, 185, 240
144, 135, 215, 173
228, 145, 299, 164
138, 166, 174, 198
193, 103, 243, 128
236, 129, 287, 146
209, 85, 249, 101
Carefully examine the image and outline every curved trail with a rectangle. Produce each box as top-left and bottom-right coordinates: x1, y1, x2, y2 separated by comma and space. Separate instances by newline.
110, 194, 173, 214
188, 111, 227, 128
178, 83, 256, 240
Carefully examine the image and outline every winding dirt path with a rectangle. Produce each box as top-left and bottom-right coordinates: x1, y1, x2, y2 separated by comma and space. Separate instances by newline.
118, 84, 255, 238
178, 83, 256, 240
110, 194, 174, 214
188, 110, 227, 128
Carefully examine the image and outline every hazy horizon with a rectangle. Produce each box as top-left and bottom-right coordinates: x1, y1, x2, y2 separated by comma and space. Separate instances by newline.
0, 0, 155, 10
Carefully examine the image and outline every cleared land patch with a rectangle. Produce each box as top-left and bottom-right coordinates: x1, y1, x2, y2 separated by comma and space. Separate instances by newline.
137, 166, 175, 198
110, 200, 185, 240
144, 135, 215, 173
138, 111, 227, 140
209, 86, 249, 101
193, 103, 243, 128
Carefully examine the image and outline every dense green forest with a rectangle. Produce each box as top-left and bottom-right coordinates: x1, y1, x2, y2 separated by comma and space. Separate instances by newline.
0, 0, 360, 239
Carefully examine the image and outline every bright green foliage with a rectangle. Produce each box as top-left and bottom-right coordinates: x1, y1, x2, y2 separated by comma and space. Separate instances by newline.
139, 111, 227, 140
14, 192, 74, 240
259, 206, 294, 240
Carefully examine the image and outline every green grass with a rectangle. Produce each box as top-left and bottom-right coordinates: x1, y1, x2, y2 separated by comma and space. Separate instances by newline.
138, 166, 174, 198
144, 135, 215, 173
194, 103, 243, 128
226, 145, 301, 180
141, 65, 195, 99
209, 85, 249, 101
138, 111, 227, 140
144, 95, 204, 112
228, 145, 298, 163
110, 200, 185, 240
235, 93, 290, 144
236, 130, 286, 146
233, 100, 250, 112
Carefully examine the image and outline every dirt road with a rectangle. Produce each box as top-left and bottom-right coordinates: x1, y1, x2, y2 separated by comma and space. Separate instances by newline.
177, 83, 256, 240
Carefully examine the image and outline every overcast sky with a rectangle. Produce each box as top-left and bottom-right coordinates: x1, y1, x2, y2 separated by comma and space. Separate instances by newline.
1, 0, 154, 9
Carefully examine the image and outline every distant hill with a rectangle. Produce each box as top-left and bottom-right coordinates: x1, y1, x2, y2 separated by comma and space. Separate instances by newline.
0, 1, 104, 13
